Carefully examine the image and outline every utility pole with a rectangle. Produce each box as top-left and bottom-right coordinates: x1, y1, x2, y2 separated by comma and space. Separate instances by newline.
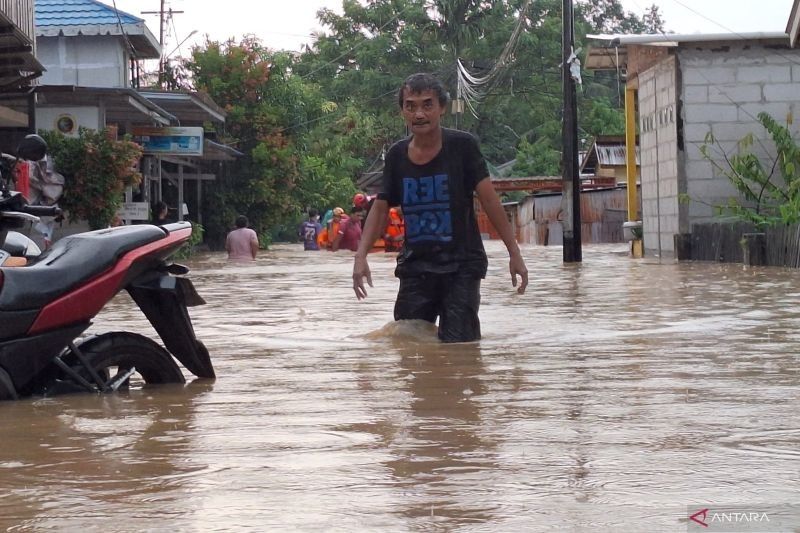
142, 0, 183, 86
561, 0, 582, 263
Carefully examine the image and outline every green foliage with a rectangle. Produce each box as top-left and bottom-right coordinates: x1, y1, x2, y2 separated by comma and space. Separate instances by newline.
581, 97, 626, 137
185, 36, 390, 248
39, 129, 142, 230
699, 112, 800, 228
513, 137, 561, 176
178, 0, 654, 241
173, 222, 205, 259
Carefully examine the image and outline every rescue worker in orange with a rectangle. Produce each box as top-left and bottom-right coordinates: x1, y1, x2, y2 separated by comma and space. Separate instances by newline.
383, 207, 405, 252
317, 207, 347, 250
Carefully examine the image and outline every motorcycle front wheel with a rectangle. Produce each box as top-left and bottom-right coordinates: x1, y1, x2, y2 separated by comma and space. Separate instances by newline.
68, 332, 186, 391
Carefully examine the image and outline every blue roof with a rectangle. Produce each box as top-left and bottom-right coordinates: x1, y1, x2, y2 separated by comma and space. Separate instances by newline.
35, 0, 143, 28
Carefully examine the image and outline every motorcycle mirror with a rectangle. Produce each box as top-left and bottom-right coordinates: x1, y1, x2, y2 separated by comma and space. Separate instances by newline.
16, 134, 47, 161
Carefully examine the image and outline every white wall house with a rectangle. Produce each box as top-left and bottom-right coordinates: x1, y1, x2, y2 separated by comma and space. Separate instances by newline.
35, 0, 159, 89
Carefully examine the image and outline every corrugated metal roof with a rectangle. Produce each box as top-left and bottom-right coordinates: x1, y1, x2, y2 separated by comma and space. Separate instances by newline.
580, 136, 639, 174
596, 144, 629, 166
35, 0, 142, 27
34, 0, 160, 58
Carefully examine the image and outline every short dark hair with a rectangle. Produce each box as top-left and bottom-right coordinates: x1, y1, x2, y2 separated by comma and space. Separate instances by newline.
308, 208, 318, 218
351, 206, 366, 215
235, 215, 248, 228
397, 73, 450, 109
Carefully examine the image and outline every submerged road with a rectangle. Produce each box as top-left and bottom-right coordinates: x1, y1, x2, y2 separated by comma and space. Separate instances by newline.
0, 241, 798, 531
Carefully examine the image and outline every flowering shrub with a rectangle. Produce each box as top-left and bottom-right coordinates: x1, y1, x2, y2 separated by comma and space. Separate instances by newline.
39, 128, 143, 229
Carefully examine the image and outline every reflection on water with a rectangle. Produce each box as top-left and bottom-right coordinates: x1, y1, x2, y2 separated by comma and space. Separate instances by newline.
1, 242, 799, 531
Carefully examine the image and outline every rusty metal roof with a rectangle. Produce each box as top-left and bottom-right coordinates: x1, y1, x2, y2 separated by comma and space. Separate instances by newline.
580, 135, 639, 174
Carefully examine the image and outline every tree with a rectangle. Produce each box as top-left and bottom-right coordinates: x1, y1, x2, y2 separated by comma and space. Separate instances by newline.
184, 37, 345, 246
642, 5, 667, 34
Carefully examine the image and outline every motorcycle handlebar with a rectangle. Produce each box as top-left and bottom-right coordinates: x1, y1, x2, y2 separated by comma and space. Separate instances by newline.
21, 205, 61, 217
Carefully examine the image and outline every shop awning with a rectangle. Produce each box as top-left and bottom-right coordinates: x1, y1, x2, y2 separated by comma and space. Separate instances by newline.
139, 90, 226, 126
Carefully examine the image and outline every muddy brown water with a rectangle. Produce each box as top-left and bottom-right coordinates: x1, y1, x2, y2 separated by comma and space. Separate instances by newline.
1, 241, 799, 531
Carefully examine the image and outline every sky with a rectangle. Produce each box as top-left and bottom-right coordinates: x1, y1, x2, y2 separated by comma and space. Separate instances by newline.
109, 0, 796, 58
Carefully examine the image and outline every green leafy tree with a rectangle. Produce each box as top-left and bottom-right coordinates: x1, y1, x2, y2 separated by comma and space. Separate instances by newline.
186, 37, 336, 246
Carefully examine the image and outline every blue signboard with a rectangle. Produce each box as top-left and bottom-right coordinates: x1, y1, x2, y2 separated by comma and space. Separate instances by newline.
132, 126, 204, 156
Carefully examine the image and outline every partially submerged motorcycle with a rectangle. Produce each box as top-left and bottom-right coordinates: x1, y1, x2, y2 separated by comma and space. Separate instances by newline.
0, 135, 214, 400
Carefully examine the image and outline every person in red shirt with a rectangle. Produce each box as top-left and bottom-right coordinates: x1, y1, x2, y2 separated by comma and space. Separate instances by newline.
332, 206, 365, 252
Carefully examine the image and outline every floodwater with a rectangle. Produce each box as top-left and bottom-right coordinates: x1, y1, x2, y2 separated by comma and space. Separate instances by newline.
1, 241, 799, 532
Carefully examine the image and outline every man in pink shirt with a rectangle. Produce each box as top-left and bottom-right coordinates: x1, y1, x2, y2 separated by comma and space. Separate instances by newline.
226, 215, 259, 261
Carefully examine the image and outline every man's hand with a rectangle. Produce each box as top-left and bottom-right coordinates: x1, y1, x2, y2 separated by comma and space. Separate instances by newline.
353, 255, 373, 299
509, 252, 528, 295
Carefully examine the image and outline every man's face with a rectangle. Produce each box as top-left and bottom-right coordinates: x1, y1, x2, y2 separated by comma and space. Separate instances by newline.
401, 89, 445, 135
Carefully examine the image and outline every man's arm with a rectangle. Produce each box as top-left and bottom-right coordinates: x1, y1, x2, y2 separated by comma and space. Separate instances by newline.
353, 199, 389, 299
250, 232, 259, 259
475, 178, 528, 294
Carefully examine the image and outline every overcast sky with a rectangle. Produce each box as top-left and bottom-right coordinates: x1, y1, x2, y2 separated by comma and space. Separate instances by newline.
110, 0, 795, 57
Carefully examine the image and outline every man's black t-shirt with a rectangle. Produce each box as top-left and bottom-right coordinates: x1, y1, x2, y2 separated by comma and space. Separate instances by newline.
378, 128, 489, 278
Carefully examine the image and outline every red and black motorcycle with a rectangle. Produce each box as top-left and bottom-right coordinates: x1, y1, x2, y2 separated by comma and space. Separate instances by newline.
0, 135, 214, 400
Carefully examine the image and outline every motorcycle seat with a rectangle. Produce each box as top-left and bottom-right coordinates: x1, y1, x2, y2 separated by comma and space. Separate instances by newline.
0, 225, 167, 311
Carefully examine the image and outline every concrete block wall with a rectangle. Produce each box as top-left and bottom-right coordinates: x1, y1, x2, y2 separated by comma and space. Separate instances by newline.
678, 45, 800, 227
638, 56, 680, 256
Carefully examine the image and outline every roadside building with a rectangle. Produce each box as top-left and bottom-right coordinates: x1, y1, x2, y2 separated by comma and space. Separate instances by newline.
0, 0, 44, 149
587, 29, 800, 258
32, 0, 238, 235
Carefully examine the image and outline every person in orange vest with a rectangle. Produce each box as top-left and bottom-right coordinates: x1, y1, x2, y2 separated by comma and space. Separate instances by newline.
317, 207, 347, 250
383, 207, 405, 252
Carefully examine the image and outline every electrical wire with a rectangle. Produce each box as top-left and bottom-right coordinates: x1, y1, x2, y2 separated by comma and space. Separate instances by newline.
111, 0, 138, 57
455, 0, 532, 119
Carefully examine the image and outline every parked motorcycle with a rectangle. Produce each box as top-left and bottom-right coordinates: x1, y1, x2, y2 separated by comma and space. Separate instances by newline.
0, 135, 214, 400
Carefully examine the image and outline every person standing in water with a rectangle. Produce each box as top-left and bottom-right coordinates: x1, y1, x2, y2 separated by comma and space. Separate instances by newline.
299, 208, 322, 251
332, 206, 365, 252
226, 215, 259, 261
351, 72, 528, 343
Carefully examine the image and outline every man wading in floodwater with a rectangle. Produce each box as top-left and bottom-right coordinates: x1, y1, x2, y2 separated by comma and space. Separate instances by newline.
352, 72, 528, 343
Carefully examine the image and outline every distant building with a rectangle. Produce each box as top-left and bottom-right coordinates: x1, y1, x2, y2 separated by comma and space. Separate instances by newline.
579, 135, 639, 184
